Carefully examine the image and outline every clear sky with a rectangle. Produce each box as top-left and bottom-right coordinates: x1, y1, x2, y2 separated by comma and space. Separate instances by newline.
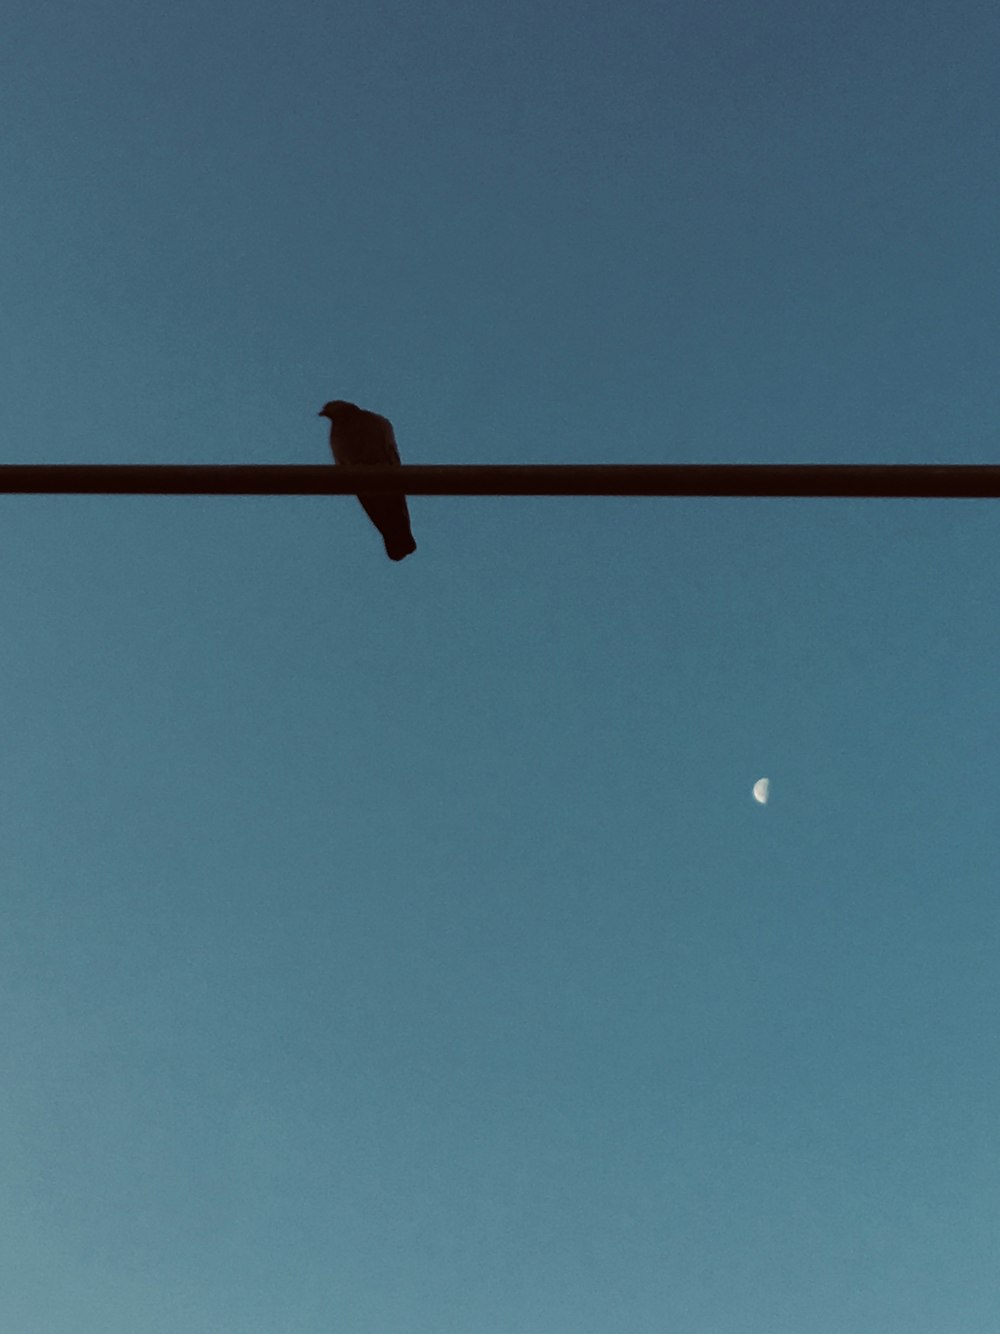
2, 1, 999, 1330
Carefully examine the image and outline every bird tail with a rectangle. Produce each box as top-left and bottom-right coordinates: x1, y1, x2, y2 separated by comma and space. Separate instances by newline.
358, 495, 417, 562
384, 531, 417, 562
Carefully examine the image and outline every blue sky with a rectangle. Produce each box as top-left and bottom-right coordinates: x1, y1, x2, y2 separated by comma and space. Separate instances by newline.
2, 1, 1000, 1330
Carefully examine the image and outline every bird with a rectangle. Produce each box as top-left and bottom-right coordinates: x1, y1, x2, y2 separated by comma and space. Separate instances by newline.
318, 400, 417, 561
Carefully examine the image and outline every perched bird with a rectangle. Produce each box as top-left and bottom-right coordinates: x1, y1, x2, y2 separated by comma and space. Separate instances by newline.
318, 400, 417, 562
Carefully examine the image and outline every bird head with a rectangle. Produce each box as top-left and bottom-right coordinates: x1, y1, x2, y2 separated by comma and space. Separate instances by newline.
318, 400, 356, 420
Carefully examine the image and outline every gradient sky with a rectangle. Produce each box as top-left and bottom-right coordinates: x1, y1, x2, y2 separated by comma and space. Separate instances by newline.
3, 1, 1000, 1330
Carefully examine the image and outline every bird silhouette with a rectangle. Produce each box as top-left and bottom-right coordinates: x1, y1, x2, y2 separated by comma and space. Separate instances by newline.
318, 400, 417, 561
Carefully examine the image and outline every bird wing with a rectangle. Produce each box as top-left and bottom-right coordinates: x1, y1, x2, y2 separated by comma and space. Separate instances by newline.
330, 410, 401, 467
373, 413, 402, 466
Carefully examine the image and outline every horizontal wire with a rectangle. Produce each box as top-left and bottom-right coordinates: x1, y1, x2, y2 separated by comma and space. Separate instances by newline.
0, 464, 998, 497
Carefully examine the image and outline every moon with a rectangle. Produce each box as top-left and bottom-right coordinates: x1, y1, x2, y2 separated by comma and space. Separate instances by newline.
752, 777, 770, 805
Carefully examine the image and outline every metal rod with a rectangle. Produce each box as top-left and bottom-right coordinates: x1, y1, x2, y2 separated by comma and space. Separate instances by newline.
0, 464, 998, 498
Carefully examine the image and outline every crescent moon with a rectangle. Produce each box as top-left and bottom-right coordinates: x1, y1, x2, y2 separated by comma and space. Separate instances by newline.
752, 777, 770, 805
